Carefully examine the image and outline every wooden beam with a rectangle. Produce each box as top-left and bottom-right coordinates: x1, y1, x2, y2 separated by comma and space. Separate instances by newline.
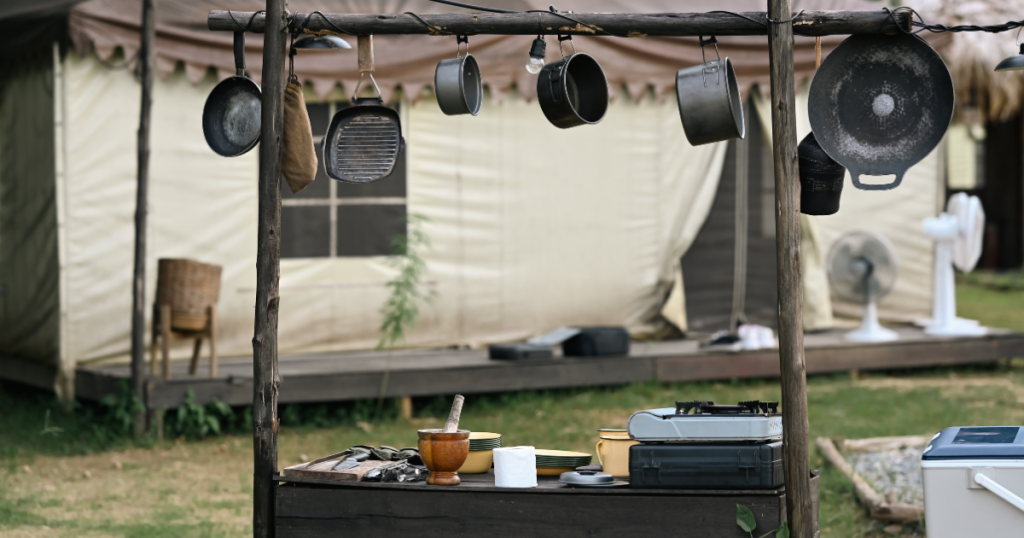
253, 0, 286, 536
767, 0, 812, 537
131, 0, 155, 438
208, 10, 912, 37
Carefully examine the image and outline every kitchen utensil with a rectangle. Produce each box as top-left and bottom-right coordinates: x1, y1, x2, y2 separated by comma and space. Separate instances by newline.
629, 441, 785, 490
675, 36, 744, 146
435, 36, 482, 116
457, 449, 494, 474
332, 451, 369, 471
442, 394, 464, 433
559, 471, 629, 488
418, 429, 470, 485
538, 466, 577, 476
598, 428, 628, 437
468, 432, 502, 451
596, 436, 639, 477
808, 33, 954, 190
628, 400, 782, 443
202, 31, 262, 157
536, 38, 607, 129
798, 132, 846, 215
323, 35, 403, 184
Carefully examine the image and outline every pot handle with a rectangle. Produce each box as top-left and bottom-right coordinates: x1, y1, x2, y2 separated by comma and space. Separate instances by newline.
595, 439, 606, 466
974, 472, 1024, 514
549, 63, 563, 105
849, 168, 905, 191
233, 31, 245, 77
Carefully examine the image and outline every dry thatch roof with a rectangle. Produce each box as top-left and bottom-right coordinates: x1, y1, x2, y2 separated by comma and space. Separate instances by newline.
917, 0, 1024, 123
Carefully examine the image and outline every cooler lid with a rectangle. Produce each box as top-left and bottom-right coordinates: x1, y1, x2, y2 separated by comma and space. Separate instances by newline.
922, 426, 1024, 460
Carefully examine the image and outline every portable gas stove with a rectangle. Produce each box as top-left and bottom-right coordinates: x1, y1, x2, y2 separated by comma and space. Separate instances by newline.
627, 400, 782, 443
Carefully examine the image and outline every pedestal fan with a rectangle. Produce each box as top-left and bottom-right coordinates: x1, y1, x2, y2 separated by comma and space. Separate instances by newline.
827, 230, 899, 342
920, 193, 987, 336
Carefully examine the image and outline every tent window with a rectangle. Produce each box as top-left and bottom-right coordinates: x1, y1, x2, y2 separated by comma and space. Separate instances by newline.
280, 101, 407, 258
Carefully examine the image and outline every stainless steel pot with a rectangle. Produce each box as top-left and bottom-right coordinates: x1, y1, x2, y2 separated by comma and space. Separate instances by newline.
675, 58, 745, 146
435, 54, 482, 116
536, 53, 608, 129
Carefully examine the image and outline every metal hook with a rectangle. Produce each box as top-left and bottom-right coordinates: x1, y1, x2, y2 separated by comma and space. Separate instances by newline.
351, 72, 383, 102
699, 35, 721, 87
1016, 25, 1023, 46
557, 34, 576, 59
456, 35, 469, 58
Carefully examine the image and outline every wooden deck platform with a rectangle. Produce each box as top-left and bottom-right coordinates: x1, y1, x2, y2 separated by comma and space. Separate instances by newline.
3, 326, 1023, 409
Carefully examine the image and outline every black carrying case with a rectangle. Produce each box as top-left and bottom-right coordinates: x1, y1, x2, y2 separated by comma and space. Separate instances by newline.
488, 344, 553, 361
562, 327, 630, 357
628, 441, 784, 489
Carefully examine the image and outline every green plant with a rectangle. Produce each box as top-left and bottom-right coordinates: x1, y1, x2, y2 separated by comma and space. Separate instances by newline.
737, 504, 789, 538
374, 213, 436, 419
98, 380, 145, 436
171, 389, 233, 440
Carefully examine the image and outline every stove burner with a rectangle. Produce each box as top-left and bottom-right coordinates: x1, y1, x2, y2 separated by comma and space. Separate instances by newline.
674, 400, 779, 415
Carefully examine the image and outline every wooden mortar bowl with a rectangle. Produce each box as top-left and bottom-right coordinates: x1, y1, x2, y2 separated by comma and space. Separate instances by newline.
417, 429, 470, 486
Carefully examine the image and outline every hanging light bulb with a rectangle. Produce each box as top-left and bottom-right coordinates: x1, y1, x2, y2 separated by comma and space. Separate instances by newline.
525, 36, 546, 74
996, 27, 1024, 72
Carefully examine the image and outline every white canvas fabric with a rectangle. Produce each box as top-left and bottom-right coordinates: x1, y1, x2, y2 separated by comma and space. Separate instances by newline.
58, 52, 728, 374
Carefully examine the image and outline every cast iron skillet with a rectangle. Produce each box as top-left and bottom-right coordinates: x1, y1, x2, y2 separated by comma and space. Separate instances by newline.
203, 32, 262, 157
808, 33, 953, 191
322, 74, 404, 184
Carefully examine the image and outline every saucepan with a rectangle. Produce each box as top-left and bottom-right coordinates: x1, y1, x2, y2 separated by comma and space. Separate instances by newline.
676, 36, 745, 146
202, 31, 262, 157
435, 36, 482, 116
537, 37, 608, 129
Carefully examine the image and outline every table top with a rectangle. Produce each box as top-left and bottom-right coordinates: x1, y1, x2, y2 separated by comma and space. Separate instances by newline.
274, 469, 811, 497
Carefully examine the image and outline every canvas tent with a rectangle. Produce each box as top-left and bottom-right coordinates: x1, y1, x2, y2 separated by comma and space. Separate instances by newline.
0, 0, 946, 400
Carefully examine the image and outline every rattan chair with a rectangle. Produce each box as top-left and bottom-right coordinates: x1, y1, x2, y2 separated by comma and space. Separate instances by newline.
150, 258, 222, 379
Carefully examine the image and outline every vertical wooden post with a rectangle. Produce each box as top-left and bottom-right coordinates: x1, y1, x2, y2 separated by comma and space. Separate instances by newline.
253, 0, 287, 536
131, 0, 156, 439
767, 0, 813, 536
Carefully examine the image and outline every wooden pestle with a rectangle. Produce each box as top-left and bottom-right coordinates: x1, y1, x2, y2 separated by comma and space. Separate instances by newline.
442, 394, 465, 433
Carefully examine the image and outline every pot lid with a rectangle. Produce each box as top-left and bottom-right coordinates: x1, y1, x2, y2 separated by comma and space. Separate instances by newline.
922, 426, 1024, 460
559, 471, 613, 485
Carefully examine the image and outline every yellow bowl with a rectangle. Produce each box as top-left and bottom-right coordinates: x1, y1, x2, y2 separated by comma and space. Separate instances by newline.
457, 449, 493, 474
537, 466, 577, 476
468, 432, 501, 440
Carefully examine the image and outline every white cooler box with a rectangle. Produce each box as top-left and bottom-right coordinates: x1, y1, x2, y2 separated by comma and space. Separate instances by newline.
923, 426, 1024, 537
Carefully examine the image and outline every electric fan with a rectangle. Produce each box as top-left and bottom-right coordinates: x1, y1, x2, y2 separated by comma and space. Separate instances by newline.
827, 230, 900, 342
921, 193, 987, 336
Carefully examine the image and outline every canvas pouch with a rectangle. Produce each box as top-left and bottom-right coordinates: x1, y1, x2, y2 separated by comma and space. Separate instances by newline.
281, 79, 318, 194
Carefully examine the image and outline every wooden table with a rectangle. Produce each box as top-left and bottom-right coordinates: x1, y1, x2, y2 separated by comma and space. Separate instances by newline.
274, 471, 820, 537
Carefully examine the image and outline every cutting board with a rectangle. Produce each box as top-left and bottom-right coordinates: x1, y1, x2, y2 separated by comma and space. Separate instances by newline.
283, 459, 391, 482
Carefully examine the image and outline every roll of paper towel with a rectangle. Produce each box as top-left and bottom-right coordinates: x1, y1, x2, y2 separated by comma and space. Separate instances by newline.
493, 446, 537, 488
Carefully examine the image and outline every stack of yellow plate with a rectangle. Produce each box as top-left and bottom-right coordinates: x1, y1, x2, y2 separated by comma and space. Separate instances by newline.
535, 449, 592, 476
458, 432, 502, 474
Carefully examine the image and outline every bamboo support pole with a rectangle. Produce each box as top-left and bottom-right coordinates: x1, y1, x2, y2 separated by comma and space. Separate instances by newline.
767, 0, 812, 536
132, 0, 155, 439
252, 0, 287, 536
208, 10, 912, 36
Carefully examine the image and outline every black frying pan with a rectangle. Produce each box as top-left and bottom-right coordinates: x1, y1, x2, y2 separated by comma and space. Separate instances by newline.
808, 34, 953, 191
203, 32, 262, 157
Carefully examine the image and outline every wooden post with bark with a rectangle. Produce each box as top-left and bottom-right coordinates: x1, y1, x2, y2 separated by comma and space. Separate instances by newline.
252, 0, 287, 536
131, 0, 156, 439
767, 0, 813, 536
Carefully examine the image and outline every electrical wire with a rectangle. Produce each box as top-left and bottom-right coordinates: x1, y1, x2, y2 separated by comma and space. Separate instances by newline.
426, 0, 519, 14
884, 6, 1024, 36
424, 0, 625, 37
294, 10, 359, 36
227, 10, 266, 32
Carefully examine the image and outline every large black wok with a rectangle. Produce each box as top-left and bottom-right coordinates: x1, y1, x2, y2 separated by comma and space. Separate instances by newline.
808, 33, 954, 191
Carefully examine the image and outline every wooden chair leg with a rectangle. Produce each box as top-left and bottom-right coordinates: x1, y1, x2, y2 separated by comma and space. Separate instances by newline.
208, 304, 218, 378
150, 306, 159, 375
189, 337, 203, 376
160, 305, 171, 380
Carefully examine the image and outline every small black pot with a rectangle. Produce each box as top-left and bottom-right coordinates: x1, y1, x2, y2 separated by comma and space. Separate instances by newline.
536, 53, 608, 129
798, 132, 845, 215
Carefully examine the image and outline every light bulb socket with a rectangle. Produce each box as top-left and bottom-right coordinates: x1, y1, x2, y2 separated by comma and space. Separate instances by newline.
529, 37, 546, 59
995, 44, 1024, 72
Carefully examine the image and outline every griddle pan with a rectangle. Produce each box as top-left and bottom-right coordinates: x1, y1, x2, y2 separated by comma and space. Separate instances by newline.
203, 32, 262, 157
322, 94, 404, 184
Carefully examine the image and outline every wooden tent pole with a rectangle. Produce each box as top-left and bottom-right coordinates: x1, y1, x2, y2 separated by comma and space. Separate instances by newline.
253, 0, 287, 536
131, 0, 156, 439
767, 0, 813, 536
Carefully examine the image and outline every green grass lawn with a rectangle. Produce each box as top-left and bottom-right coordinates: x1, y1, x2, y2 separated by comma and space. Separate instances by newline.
1, 280, 1022, 538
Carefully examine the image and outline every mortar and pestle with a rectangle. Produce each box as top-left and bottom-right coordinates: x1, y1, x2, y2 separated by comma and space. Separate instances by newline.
417, 394, 470, 485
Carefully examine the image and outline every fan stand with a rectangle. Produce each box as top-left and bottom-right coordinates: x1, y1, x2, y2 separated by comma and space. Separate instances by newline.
845, 270, 898, 343
923, 214, 987, 336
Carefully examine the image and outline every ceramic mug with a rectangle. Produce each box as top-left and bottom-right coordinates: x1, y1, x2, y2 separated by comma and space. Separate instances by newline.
596, 435, 639, 477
